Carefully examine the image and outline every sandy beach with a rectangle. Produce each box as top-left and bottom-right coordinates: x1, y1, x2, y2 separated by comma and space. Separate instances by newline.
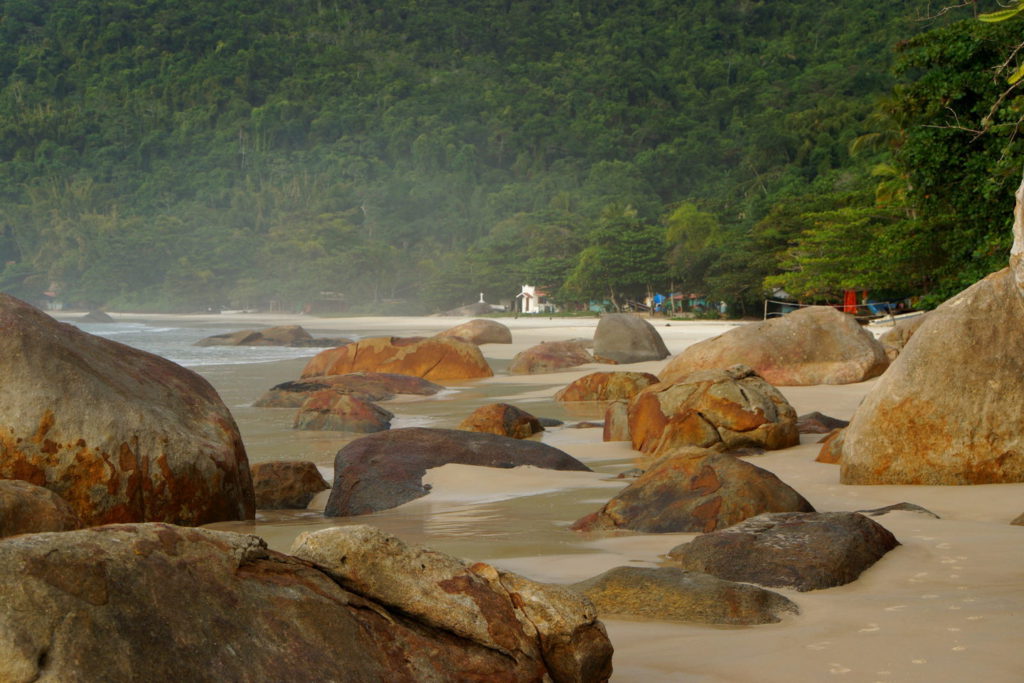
74, 311, 1024, 682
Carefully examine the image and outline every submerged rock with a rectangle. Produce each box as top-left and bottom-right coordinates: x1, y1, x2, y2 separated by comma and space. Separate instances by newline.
457, 403, 544, 439
195, 325, 327, 347
253, 372, 443, 408
796, 411, 849, 434
0, 479, 81, 538
302, 336, 493, 381
293, 391, 393, 432
592, 314, 671, 364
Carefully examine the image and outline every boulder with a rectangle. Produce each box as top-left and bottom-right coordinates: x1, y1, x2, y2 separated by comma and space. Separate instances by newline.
1012, 512, 1024, 526
253, 372, 442, 408
250, 461, 330, 509
301, 336, 493, 382
195, 325, 315, 347
0, 479, 81, 538
555, 371, 660, 402
628, 365, 799, 458
0, 523, 609, 682
592, 314, 671, 364
436, 319, 513, 344
668, 511, 899, 591
796, 411, 849, 434
80, 310, 115, 323
292, 526, 613, 682
509, 340, 598, 375
293, 391, 393, 432
570, 448, 814, 533
659, 306, 889, 386
325, 428, 591, 516
0, 294, 253, 527
815, 428, 845, 464
879, 313, 929, 361
571, 566, 798, 625
841, 268, 1024, 484
602, 400, 631, 442
457, 403, 544, 439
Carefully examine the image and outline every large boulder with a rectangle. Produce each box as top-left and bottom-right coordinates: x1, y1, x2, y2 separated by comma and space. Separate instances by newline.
841, 268, 1024, 484
509, 340, 598, 375
457, 403, 544, 439
659, 306, 889, 386
301, 336, 493, 382
592, 314, 671, 364
571, 566, 798, 625
0, 523, 609, 682
325, 428, 591, 516
0, 479, 81, 538
0, 294, 253, 527
195, 325, 319, 347
570, 448, 814, 533
667, 511, 900, 591
292, 525, 613, 682
555, 371, 660, 402
293, 391, 393, 432
250, 461, 330, 509
628, 365, 799, 458
253, 372, 442, 408
436, 319, 513, 344
80, 310, 115, 323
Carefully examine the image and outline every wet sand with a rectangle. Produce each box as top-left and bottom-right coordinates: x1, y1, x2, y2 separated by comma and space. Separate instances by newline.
130, 313, 1023, 682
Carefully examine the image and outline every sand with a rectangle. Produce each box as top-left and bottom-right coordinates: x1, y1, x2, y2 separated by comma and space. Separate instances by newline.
90, 312, 1024, 682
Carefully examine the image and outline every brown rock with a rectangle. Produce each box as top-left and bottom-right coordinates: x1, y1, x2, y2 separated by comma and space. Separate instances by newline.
0, 479, 81, 538
570, 448, 814, 533
571, 566, 798, 625
660, 306, 889, 386
458, 403, 544, 439
1011, 512, 1024, 526
602, 401, 631, 442
254, 372, 442, 408
592, 314, 671, 364
555, 371, 660, 402
796, 411, 849, 434
628, 365, 799, 458
509, 340, 597, 375
195, 325, 314, 346
815, 428, 845, 464
301, 336, 493, 382
250, 461, 330, 509
0, 523, 601, 682
0, 294, 253, 527
878, 313, 929, 361
841, 268, 1024, 484
667, 511, 900, 591
325, 428, 591, 516
436, 319, 513, 344
292, 525, 613, 683
293, 391, 393, 432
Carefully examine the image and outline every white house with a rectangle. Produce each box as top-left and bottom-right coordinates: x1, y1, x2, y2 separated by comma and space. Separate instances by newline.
515, 284, 556, 314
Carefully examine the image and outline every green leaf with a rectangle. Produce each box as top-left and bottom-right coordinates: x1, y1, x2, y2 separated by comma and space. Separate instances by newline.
1008, 63, 1024, 85
978, 6, 1024, 23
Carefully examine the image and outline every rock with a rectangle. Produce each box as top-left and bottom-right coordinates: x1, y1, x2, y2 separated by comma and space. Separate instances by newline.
0, 479, 81, 538
195, 325, 314, 347
570, 448, 814, 533
668, 511, 900, 591
0, 294, 253, 527
592, 314, 671, 364
539, 417, 565, 427
288, 336, 354, 348
436, 319, 513, 344
458, 403, 544, 439
602, 400, 631, 442
856, 502, 939, 519
554, 371, 660, 402
250, 461, 330, 509
841, 268, 1024, 484
301, 336, 493, 382
796, 411, 849, 434
878, 313, 928, 360
80, 310, 114, 323
293, 391, 393, 432
1012, 512, 1024, 526
509, 340, 597, 375
325, 428, 591, 516
292, 525, 613, 683
815, 428, 845, 464
253, 372, 442, 408
571, 566, 798, 625
628, 365, 799, 458
570, 421, 603, 429
0, 523, 606, 682
659, 306, 889, 386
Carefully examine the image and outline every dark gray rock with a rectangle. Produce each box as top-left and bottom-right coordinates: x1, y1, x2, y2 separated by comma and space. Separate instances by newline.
593, 314, 671, 364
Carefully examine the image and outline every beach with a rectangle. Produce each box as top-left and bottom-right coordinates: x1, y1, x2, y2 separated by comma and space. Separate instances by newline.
62, 311, 1024, 682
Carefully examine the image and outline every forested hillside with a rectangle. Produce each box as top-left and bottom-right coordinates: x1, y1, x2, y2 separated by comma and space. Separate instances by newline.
0, 0, 1018, 313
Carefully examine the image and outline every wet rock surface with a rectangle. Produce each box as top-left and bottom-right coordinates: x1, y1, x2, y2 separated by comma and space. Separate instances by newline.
250, 461, 330, 509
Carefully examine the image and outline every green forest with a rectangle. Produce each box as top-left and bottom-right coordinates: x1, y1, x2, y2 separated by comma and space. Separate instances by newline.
1, 0, 1022, 314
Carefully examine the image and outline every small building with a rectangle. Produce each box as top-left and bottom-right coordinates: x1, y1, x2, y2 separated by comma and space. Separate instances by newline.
515, 285, 557, 314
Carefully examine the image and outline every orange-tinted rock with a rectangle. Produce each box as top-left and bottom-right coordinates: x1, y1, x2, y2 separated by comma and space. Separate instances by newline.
293, 391, 393, 432
0, 479, 82, 538
815, 428, 845, 464
508, 340, 597, 375
555, 371, 660, 402
301, 336, 493, 382
254, 372, 442, 408
660, 306, 889, 386
570, 449, 813, 533
457, 403, 543, 439
0, 294, 253, 527
602, 400, 631, 442
628, 365, 798, 458
435, 319, 512, 344
251, 461, 330, 509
